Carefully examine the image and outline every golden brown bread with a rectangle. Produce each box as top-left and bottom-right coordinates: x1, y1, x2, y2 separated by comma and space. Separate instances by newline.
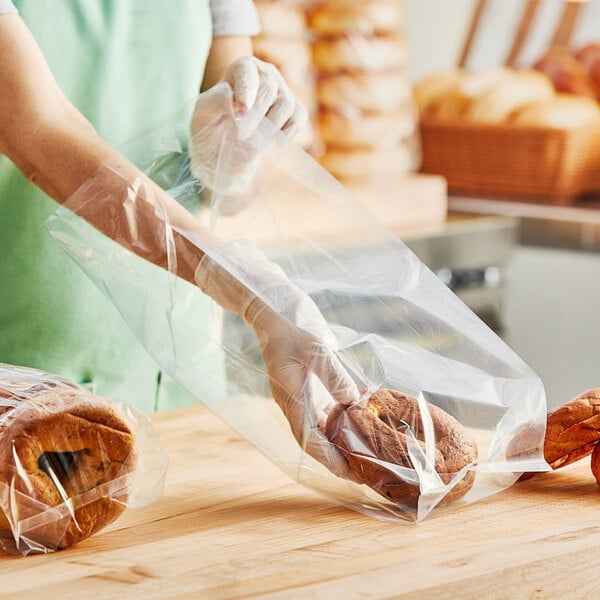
533, 47, 597, 99
325, 389, 477, 507
513, 389, 600, 483
0, 367, 136, 551
463, 70, 555, 124
541, 388, 600, 470
510, 94, 600, 129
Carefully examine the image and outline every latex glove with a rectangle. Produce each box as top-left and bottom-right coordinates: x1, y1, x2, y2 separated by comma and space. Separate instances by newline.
189, 57, 308, 196
194, 240, 359, 478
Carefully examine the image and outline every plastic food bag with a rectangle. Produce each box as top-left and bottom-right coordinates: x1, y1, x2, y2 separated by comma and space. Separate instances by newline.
45, 86, 548, 523
0, 363, 167, 555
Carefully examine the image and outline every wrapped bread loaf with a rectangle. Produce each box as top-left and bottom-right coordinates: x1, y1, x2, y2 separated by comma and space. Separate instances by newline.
0, 363, 144, 555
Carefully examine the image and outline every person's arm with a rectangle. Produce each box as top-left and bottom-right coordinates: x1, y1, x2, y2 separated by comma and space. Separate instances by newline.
201, 0, 260, 90
0, 13, 209, 282
0, 13, 357, 473
202, 36, 253, 92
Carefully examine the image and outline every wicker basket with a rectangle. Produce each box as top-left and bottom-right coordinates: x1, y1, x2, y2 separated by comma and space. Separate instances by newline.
420, 120, 600, 205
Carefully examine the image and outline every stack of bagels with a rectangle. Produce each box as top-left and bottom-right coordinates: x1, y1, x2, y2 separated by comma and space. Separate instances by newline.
307, 0, 419, 183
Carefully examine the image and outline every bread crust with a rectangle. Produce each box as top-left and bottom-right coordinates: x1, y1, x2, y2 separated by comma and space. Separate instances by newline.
325, 389, 477, 507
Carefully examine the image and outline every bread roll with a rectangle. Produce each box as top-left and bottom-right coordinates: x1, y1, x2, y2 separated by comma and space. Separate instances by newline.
463, 70, 555, 124
511, 94, 600, 129
413, 68, 464, 117
423, 67, 515, 120
534, 47, 597, 99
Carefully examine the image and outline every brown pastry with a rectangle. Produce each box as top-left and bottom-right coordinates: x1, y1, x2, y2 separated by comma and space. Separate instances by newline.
325, 388, 477, 507
513, 388, 600, 482
575, 43, 600, 99
0, 365, 136, 551
533, 47, 597, 99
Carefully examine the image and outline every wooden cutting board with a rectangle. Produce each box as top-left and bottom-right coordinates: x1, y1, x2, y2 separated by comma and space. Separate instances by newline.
1, 403, 599, 599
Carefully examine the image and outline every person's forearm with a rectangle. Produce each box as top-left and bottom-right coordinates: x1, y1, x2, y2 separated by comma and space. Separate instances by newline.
0, 14, 210, 284
201, 35, 253, 92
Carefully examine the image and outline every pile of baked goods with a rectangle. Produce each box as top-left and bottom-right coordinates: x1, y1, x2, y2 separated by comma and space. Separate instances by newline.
0, 364, 140, 554
307, 0, 419, 183
415, 60, 600, 204
415, 66, 600, 129
253, 0, 318, 151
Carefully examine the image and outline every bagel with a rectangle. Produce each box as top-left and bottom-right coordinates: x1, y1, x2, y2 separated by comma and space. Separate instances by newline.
0, 365, 136, 552
319, 107, 415, 149
312, 34, 408, 74
254, 0, 308, 39
325, 389, 477, 507
308, 0, 404, 36
317, 71, 411, 112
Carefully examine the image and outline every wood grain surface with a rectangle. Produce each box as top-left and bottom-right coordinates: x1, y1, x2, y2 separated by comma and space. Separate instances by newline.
1, 404, 600, 600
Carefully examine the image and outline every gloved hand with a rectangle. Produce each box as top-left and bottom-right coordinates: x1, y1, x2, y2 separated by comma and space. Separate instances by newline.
194, 240, 359, 478
189, 56, 308, 197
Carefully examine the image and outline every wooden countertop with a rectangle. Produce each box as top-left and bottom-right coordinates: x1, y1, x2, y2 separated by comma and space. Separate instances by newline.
2, 404, 600, 600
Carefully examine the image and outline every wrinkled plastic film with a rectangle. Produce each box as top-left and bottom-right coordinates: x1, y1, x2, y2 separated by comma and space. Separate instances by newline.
46, 89, 548, 523
0, 363, 167, 555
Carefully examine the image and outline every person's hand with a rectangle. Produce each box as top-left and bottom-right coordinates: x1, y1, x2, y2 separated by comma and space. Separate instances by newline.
194, 240, 359, 478
249, 303, 359, 478
189, 57, 307, 196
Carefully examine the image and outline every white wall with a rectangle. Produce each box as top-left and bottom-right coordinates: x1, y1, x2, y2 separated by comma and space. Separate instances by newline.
403, 0, 600, 81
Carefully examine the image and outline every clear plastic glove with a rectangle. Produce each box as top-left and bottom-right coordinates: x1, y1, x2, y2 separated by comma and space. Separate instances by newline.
189, 57, 308, 196
194, 240, 359, 478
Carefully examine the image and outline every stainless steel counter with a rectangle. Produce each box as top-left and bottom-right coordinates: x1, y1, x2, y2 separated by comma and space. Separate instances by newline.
448, 196, 600, 252
439, 196, 600, 408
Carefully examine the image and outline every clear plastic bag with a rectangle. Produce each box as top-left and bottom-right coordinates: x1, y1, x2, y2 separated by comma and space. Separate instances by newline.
0, 363, 167, 555
46, 87, 548, 523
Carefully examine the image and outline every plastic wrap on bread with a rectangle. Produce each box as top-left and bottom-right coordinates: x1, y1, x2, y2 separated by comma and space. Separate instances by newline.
0, 364, 167, 555
45, 90, 548, 523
